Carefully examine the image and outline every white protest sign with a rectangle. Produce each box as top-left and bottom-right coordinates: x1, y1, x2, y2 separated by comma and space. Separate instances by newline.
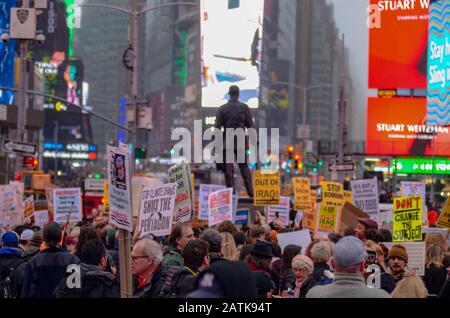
0, 185, 20, 225
168, 163, 193, 223
199, 184, 226, 220
350, 178, 379, 223
53, 188, 82, 223
383, 242, 425, 276
23, 196, 34, 220
277, 230, 312, 255
401, 181, 427, 223
295, 211, 304, 227
138, 183, 178, 238
268, 196, 290, 226
208, 188, 233, 227
34, 210, 49, 226
107, 145, 133, 231
10, 181, 24, 223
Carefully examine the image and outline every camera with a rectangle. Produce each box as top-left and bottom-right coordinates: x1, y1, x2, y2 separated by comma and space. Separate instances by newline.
1, 33, 10, 44
35, 33, 46, 45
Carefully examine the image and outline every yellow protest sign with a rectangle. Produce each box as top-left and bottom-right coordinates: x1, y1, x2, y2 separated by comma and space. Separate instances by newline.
253, 171, 280, 206
343, 190, 353, 206
437, 198, 450, 229
103, 181, 110, 216
302, 190, 317, 229
393, 196, 422, 242
293, 178, 311, 211
318, 205, 339, 232
320, 181, 344, 207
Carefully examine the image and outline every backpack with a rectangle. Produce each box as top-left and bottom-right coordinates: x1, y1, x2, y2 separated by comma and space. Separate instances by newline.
0, 259, 24, 298
158, 266, 189, 298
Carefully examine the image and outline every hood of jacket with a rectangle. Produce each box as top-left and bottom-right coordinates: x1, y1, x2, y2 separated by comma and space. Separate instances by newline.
0, 247, 22, 257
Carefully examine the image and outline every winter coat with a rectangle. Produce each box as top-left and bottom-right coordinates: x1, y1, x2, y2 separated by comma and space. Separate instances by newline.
162, 245, 183, 267
424, 264, 447, 296
21, 247, 80, 298
133, 264, 167, 298
438, 275, 450, 298
0, 247, 26, 298
54, 263, 120, 298
311, 262, 333, 285
306, 273, 391, 298
288, 275, 318, 298
279, 268, 295, 293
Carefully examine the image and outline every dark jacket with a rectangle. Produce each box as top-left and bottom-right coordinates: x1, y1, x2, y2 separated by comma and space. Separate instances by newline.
0, 247, 26, 298
247, 261, 276, 298
279, 268, 295, 293
133, 264, 167, 298
162, 246, 183, 267
215, 99, 254, 132
288, 276, 318, 298
54, 263, 120, 298
424, 264, 447, 296
209, 252, 228, 265
311, 262, 332, 285
438, 275, 450, 298
21, 247, 80, 298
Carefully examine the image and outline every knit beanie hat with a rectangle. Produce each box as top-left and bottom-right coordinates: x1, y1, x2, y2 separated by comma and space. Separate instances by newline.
388, 244, 408, 263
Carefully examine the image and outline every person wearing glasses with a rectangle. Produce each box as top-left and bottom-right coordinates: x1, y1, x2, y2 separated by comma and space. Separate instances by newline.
132, 238, 167, 298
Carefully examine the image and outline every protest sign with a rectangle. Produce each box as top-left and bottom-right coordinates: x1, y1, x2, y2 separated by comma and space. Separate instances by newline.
138, 183, 177, 238
314, 203, 340, 240
343, 190, 353, 205
320, 181, 344, 207
267, 196, 290, 226
168, 163, 193, 223
379, 203, 394, 226
0, 185, 20, 225
295, 211, 303, 227
23, 196, 34, 220
339, 202, 369, 233
10, 181, 24, 223
401, 181, 427, 223
208, 188, 233, 227
234, 209, 249, 225
293, 178, 311, 211
45, 186, 56, 217
393, 196, 422, 242
199, 184, 226, 220
34, 210, 49, 226
253, 171, 280, 206
107, 145, 133, 231
383, 242, 425, 276
132, 176, 163, 217
302, 189, 317, 230
103, 181, 109, 215
277, 230, 311, 255
350, 178, 379, 223
53, 188, 82, 223
437, 197, 450, 229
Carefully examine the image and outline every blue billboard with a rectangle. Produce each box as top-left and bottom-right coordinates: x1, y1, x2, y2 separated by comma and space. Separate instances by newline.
0, 0, 16, 105
427, 0, 450, 126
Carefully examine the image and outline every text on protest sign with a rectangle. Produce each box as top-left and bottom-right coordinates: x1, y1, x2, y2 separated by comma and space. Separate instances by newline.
437, 197, 450, 229
383, 242, 425, 276
53, 188, 82, 223
350, 178, 379, 223
343, 190, 353, 205
0, 185, 20, 225
34, 210, 49, 226
199, 184, 226, 220
138, 183, 177, 238
320, 181, 344, 207
234, 209, 249, 225
208, 188, 233, 227
393, 196, 422, 242
168, 163, 193, 223
10, 181, 24, 223
401, 181, 427, 223
107, 145, 133, 231
293, 178, 311, 211
267, 196, 290, 227
302, 189, 317, 230
23, 196, 34, 220
253, 171, 280, 206
314, 203, 340, 240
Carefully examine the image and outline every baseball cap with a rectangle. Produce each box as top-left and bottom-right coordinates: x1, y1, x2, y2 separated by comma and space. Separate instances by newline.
20, 229, 34, 241
333, 236, 367, 267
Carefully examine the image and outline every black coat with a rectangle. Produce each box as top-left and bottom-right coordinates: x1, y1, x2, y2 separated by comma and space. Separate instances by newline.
438, 276, 450, 298
54, 263, 120, 298
0, 248, 26, 298
311, 262, 332, 284
133, 264, 167, 298
424, 265, 447, 296
288, 276, 318, 298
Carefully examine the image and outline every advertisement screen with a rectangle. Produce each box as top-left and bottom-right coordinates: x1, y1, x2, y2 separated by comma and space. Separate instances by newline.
427, 0, 450, 126
201, 0, 264, 108
394, 157, 450, 174
366, 97, 450, 156
0, 0, 17, 105
368, 0, 430, 89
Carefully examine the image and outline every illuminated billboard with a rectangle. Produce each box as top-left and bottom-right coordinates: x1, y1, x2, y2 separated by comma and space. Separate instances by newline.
0, 0, 17, 105
366, 97, 450, 156
368, 0, 430, 89
393, 157, 450, 174
427, 0, 450, 126
201, 0, 264, 108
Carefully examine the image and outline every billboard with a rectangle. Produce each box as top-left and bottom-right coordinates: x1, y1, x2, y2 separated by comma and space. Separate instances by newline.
427, 0, 450, 126
366, 97, 450, 156
368, 0, 430, 89
394, 157, 450, 174
201, 0, 264, 108
0, 0, 17, 105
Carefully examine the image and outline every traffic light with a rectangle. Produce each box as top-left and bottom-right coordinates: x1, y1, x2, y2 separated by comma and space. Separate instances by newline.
287, 145, 294, 160
318, 160, 324, 167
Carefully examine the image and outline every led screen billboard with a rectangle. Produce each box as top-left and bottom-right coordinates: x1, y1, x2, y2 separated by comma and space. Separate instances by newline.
0, 0, 17, 105
366, 97, 450, 156
368, 0, 430, 89
427, 0, 450, 126
201, 0, 264, 108
393, 157, 450, 174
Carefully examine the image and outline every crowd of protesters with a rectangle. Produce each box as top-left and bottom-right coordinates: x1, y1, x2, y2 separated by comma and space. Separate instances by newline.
1, 212, 450, 299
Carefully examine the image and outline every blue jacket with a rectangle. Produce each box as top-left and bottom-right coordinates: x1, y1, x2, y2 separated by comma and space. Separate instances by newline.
21, 247, 80, 298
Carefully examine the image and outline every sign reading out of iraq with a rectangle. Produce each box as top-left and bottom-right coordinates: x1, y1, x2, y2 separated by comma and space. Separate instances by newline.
253, 171, 280, 206
138, 183, 177, 238
393, 196, 423, 242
